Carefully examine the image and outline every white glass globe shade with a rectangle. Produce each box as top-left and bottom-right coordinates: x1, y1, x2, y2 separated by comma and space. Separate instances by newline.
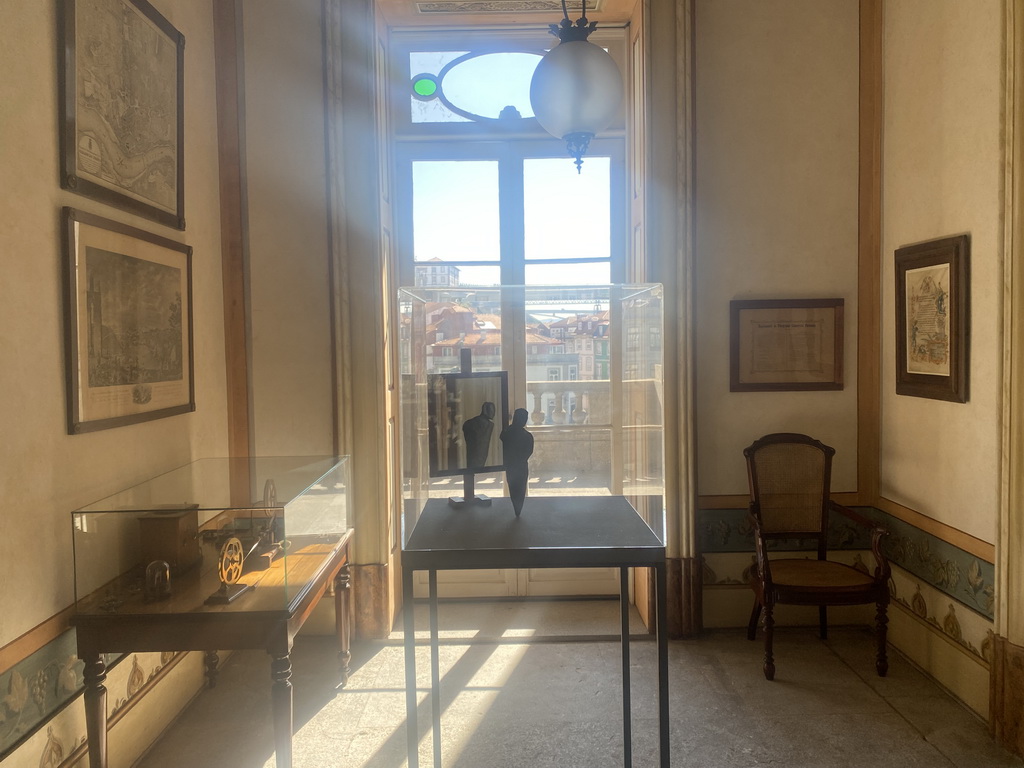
530, 40, 624, 140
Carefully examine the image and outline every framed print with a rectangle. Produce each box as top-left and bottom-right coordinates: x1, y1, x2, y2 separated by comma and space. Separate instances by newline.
427, 371, 509, 476
730, 299, 844, 392
63, 207, 194, 434
895, 235, 969, 403
59, 0, 185, 230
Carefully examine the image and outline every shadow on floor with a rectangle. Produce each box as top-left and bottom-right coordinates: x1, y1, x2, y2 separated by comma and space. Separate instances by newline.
135, 601, 1024, 768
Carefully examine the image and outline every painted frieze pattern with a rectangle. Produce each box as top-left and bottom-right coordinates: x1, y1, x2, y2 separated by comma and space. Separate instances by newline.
697, 506, 995, 620
698, 506, 996, 663
0, 630, 178, 763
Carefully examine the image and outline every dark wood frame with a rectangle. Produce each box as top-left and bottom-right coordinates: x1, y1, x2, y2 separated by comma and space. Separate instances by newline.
895, 235, 970, 403
62, 207, 195, 434
427, 370, 509, 476
729, 298, 844, 392
59, 0, 186, 230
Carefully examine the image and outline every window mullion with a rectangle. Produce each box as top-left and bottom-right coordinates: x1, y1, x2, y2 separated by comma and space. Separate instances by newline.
499, 147, 525, 286
499, 147, 527, 407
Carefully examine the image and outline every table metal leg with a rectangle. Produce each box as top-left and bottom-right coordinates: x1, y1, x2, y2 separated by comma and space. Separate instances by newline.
656, 561, 670, 767
429, 569, 442, 768
619, 566, 632, 768
270, 652, 293, 768
404, 566, 419, 768
83, 653, 107, 768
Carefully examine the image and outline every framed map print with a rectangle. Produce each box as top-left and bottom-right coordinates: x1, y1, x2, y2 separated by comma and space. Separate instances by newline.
895, 235, 970, 403
62, 208, 194, 434
60, 0, 185, 230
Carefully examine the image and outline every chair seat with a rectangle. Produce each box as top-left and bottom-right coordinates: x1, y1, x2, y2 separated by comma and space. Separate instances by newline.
769, 559, 875, 591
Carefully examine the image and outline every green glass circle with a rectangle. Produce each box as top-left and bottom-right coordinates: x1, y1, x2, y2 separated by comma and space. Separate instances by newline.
413, 77, 437, 97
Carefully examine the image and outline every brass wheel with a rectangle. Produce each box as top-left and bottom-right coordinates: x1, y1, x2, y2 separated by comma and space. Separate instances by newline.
218, 537, 244, 584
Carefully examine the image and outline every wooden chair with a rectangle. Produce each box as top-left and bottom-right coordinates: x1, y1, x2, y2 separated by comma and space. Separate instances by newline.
743, 433, 891, 680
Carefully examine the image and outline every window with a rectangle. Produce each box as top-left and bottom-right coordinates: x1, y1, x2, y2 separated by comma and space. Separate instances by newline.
394, 32, 625, 289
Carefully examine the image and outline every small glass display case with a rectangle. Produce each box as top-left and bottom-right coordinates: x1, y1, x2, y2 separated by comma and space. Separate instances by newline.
399, 284, 665, 546
72, 456, 350, 615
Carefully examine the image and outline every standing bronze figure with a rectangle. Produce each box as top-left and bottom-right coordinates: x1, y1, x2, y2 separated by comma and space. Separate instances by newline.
500, 408, 534, 516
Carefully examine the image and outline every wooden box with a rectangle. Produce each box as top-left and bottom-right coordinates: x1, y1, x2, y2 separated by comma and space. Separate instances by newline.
138, 509, 202, 575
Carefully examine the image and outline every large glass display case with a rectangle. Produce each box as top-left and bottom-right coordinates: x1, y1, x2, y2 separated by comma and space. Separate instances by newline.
72, 455, 350, 615
399, 284, 665, 546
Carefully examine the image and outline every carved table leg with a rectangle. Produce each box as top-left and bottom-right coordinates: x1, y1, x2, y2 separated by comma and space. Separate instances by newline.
876, 600, 889, 677
205, 650, 220, 688
83, 653, 108, 768
335, 564, 352, 686
762, 604, 776, 681
270, 652, 293, 768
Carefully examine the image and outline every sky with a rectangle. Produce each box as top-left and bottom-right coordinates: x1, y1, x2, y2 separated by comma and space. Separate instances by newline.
409, 49, 614, 287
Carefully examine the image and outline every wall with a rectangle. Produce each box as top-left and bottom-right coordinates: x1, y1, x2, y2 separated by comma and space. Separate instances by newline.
243, 0, 336, 458
880, 0, 1004, 715
693, 0, 861, 497
0, 1, 228, 764
880, 2, 1003, 541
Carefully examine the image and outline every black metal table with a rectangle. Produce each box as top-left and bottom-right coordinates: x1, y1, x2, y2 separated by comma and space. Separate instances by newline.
402, 495, 669, 768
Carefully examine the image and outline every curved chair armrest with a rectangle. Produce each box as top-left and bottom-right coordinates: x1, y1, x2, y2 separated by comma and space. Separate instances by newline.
830, 501, 891, 581
747, 504, 773, 585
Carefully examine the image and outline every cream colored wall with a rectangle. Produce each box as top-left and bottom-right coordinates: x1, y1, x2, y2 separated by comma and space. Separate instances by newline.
243, 0, 336, 458
0, 1, 227, 764
694, 0, 860, 495
0, 0, 227, 646
880, 0, 1003, 544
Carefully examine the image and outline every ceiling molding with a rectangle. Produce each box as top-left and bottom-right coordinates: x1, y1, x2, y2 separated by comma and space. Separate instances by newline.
416, 0, 604, 13
377, 0, 629, 28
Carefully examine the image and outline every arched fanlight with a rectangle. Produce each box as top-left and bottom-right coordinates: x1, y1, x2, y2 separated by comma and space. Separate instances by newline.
529, 0, 624, 173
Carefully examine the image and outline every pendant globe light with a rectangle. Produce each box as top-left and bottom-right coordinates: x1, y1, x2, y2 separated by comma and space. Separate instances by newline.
529, 0, 624, 172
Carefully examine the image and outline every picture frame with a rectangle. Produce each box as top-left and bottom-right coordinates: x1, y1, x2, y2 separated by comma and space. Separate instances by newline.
895, 234, 970, 403
59, 0, 185, 230
427, 371, 509, 477
62, 207, 195, 434
730, 298, 844, 392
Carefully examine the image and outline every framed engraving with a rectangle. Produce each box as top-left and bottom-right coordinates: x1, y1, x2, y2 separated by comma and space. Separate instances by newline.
427, 371, 509, 476
730, 299, 844, 392
895, 235, 969, 402
59, 0, 185, 229
63, 207, 194, 434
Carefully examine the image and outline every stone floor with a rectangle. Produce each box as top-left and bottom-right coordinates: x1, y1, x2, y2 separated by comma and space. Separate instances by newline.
135, 599, 1024, 768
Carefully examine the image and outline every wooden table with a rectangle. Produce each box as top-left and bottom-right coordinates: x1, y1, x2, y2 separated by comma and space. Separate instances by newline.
74, 530, 353, 768
401, 496, 669, 768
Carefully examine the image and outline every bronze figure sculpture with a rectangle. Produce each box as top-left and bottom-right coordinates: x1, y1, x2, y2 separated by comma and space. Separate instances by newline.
500, 408, 534, 516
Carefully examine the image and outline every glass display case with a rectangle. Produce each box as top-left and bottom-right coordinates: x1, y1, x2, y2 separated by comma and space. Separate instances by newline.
399, 284, 665, 546
72, 455, 351, 615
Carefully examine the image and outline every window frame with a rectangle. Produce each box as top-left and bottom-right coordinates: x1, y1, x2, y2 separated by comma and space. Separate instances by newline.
395, 138, 626, 287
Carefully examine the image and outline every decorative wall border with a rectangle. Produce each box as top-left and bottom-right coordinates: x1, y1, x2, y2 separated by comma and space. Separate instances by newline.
696, 506, 995, 620
0, 629, 115, 759
0, 626, 184, 763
